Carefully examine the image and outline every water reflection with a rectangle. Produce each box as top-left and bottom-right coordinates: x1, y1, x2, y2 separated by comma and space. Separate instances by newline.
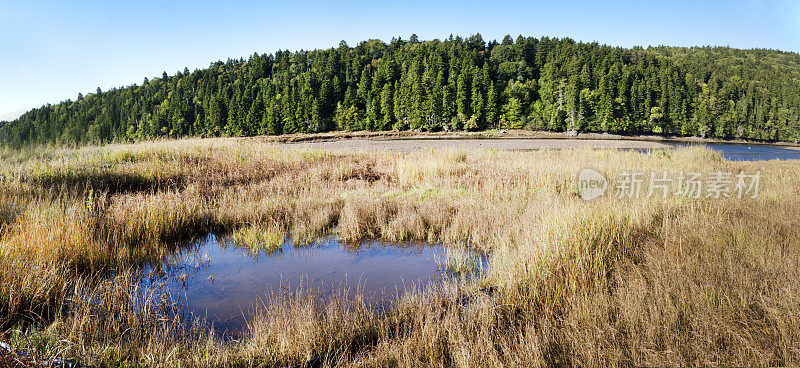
140, 234, 486, 335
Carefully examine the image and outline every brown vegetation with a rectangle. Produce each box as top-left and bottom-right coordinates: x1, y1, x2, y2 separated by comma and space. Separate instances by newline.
1, 138, 799, 367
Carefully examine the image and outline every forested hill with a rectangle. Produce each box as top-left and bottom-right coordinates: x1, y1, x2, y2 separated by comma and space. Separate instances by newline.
3, 34, 800, 147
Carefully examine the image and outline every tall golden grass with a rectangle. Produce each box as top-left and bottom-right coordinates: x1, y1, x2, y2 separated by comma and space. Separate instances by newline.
1, 138, 799, 367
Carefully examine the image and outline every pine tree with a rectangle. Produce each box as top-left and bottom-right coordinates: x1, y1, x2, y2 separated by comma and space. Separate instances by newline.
380, 82, 394, 130
456, 72, 470, 125
486, 82, 498, 129
4, 36, 800, 146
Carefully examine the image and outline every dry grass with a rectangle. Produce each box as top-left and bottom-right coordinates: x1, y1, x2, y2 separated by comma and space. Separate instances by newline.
1, 137, 799, 367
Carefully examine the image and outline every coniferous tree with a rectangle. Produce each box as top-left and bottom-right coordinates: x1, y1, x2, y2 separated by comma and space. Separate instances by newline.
3, 35, 800, 146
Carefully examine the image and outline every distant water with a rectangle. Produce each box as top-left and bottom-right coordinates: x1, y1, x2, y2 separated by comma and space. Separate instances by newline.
140, 234, 486, 336
673, 142, 800, 161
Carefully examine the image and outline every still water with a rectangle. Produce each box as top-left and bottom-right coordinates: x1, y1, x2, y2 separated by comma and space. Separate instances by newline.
675, 142, 800, 161
141, 234, 484, 335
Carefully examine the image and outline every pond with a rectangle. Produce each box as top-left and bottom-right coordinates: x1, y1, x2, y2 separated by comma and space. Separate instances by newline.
140, 234, 486, 336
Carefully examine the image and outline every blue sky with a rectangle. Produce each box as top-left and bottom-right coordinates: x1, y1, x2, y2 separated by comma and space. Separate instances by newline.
2, 0, 799, 121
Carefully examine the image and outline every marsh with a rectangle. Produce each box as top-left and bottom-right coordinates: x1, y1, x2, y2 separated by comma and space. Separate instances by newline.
1, 137, 799, 367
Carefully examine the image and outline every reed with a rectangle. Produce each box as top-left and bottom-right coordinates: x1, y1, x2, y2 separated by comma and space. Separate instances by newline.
1, 137, 799, 367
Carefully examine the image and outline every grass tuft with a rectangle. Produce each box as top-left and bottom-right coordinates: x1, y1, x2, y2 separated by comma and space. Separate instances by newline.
1, 137, 799, 367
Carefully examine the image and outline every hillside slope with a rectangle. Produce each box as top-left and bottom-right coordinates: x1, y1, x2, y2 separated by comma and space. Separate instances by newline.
2, 35, 799, 146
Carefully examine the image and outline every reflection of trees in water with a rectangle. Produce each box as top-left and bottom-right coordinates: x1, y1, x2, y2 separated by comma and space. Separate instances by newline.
134, 233, 491, 336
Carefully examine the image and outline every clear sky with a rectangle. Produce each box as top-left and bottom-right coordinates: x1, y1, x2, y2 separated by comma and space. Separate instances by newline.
2, 0, 799, 121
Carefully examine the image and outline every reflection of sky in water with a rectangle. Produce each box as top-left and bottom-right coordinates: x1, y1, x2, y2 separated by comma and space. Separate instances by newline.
671, 143, 800, 161
140, 235, 484, 335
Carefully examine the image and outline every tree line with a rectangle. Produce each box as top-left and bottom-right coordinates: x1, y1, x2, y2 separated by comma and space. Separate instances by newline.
2, 34, 800, 146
